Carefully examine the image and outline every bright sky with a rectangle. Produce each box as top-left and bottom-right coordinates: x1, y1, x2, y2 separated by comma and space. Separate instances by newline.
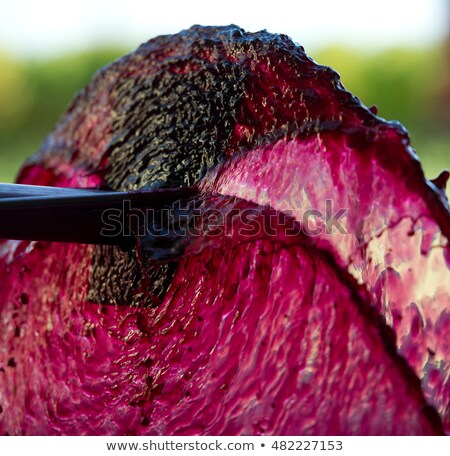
0, 0, 448, 57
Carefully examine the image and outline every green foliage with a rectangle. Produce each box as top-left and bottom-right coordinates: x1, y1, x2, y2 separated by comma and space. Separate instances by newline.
314, 46, 444, 136
314, 46, 449, 187
0, 48, 127, 181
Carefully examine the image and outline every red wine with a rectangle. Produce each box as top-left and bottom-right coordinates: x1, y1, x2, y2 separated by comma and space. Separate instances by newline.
0, 25, 447, 435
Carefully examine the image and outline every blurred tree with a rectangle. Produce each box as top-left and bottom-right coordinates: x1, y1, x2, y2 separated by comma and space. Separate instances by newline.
315, 46, 449, 185
0, 48, 127, 182
314, 46, 442, 138
0, 53, 32, 130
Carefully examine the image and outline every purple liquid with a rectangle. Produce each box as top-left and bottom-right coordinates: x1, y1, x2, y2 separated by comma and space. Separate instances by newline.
0, 25, 448, 435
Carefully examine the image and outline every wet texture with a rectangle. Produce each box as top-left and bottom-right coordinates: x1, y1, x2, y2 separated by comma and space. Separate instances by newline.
0, 200, 444, 435
87, 246, 140, 305
201, 134, 450, 431
106, 63, 246, 190
0, 25, 449, 434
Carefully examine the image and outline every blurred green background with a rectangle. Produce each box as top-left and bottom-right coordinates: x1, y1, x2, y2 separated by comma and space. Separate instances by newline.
0, 43, 449, 186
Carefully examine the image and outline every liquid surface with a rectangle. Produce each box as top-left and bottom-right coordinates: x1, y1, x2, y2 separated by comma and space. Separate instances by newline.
0, 25, 448, 435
